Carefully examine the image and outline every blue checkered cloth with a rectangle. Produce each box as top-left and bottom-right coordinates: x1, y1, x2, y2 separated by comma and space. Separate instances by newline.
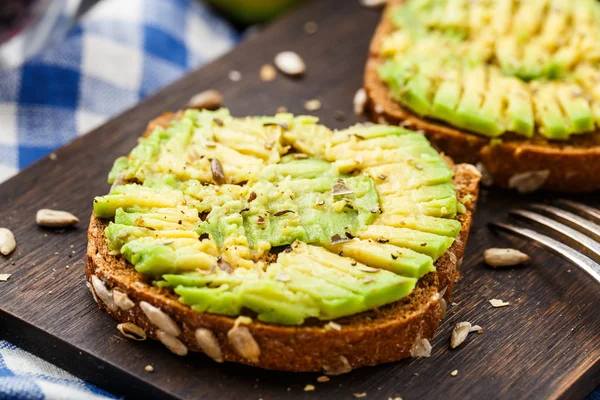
0, 0, 235, 398
0, 0, 237, 183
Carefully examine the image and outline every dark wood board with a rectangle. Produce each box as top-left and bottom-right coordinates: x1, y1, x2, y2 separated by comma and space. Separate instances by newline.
1, 0, 600, 399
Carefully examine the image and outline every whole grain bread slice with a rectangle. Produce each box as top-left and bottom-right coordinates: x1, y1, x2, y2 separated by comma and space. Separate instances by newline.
364, 0, 600, 193
85, 113, 481, 372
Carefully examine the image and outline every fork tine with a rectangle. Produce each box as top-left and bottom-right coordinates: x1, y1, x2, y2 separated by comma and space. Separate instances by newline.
529, 204, 600, 239
509, 209, 600, 259
489, 222, 600, 284
555, 199, 600, 221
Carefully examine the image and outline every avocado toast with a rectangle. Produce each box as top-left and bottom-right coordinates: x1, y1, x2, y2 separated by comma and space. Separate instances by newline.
366, 0, 600, 192
86, 108, 480, 372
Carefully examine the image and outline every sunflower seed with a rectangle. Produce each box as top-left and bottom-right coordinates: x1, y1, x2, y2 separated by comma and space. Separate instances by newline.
360, 0, 387, 6
227, 325, 260, 363
484, 248, 530, 267
275, 272, 291, 282
0, 274, 11, 282
145, 365, 154, 372
353, 88, 367, 115
91, 275, 118, 312
274, 51, 306, 76
489, 299, 510, 308
211, 158, 226, 185
259, 64, 276, 82
274, 209, 295, 217
0, 228, 16, 256
113, 290, 135, 310
508, 170, 550, 193
117, 322, 146, 341
304, 99, 321, 111
187, 89, 223, 110
450, 369, 458, 377
354, 393, 367, 398
195, 328, 223, 362
323, 355, 352, 375
450, 322, 472, 348
332, 183, 353, 196
156, 330, 188, 356
304, 385, 315, 392
228, 70, 242, 82
324, 321, 342, 331
317, 375, 330, 383
139, 301, 181, 337
304, 21, 318, 34
439, 298, 447, 319
330, 234, 350, 245
36, 209, 79, 228
410, 337, 432, 357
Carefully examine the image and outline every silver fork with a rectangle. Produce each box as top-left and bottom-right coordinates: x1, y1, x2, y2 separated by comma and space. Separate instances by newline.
489, 200, 600, 284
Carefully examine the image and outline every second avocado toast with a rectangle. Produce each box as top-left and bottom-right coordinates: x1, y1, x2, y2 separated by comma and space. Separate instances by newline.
87, 108, 480, 372
366, 0, 600, 192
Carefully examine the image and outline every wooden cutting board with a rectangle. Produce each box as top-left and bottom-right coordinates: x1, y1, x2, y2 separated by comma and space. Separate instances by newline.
2, 1, 600, 399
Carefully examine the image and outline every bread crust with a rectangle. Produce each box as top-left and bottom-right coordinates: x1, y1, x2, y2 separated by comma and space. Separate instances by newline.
85, 114, 481, 372
365, 0, 600, 193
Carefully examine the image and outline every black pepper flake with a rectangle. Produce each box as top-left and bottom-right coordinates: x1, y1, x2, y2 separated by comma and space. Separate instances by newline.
378, 174, 387, 180
345, 232, 354, 239
274, 209, 295, 217
377, 238, 389, 243
339, 251, 344, 256
420, 243, 427, 246
284, 246, 292, 253
178, 220, 182, 225
351, 262, 357, 266
213, 118, 224, 126
199, 233, 209, 240
239, 208, 250, 213
391, 253, 398, 260
248, 191, 257, 202
257, 215, 265, 225
353, 134, 365, 140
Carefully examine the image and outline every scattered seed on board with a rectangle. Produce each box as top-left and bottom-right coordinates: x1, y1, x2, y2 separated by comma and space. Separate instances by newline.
508, 170, 550, 193
0, 228, 16, 255
36, 209, 79, 228
353, 88, 367, 115
484, 248, 530, 267
145, 365, 154, 373
304, 99, 321, 111
450, 369, 458, 377
304, 21, 318, 34
304, 384, 315, 392
489, 299, 510, 308
228, 70, 242, 82
0, 274, 11, 282
354, 393, 367, 398
317, 375, 330, 383
260, 64, 277, 81
274, 51, 306, 76
451, 322, 472, 349
187, 89, 223, 110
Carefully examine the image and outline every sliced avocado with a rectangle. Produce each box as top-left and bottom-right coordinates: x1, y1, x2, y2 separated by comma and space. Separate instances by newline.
556, 84, 595, 134
533, 85, 570, 140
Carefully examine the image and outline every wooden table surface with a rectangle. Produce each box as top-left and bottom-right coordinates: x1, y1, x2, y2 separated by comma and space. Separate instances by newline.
2, 0, 600, 399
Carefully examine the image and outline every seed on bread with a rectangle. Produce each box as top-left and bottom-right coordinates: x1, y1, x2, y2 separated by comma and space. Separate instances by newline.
274, 51, 306, 76
410, 337, 432, 358
156, 330, 188, 356
508, 170, 550, 194
113, 290, 135, 310
139, 301, 181, 337
323, 355, 352, 375
484, 248, 530, 267
227, 325, 260, 363
36, 209, 79, 228
353, 88, 367, 115
187, 89, 223, 110
117, 322, 146, 341
91, 275, 118, 312
195, 328, 223, 363
324, 321, 342, 331
0, 228, 16, 256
